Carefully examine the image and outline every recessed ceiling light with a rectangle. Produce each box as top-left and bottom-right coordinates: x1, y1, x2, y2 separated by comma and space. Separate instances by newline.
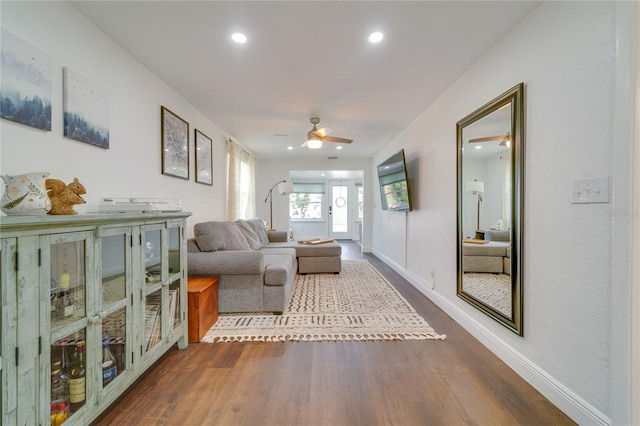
231, 33, 247, 43
475, 145, 482, 150
369, 32, 383, 43
287, 146, 293, 150
336, 146, 342, 150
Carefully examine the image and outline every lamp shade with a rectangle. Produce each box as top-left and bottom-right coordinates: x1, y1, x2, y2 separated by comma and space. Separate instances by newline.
278, 181, 294, 195
466, 180, 484, 194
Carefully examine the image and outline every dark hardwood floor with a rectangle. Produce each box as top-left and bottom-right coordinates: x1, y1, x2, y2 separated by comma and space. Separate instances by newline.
93, 242, 574, 426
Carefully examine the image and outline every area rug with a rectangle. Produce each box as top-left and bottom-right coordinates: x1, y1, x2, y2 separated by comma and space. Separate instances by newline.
462, 273, 511, 317
201, 259, 446, 343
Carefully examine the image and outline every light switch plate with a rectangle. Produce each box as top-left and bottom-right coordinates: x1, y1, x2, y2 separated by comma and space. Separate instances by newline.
571, 176, 610, 204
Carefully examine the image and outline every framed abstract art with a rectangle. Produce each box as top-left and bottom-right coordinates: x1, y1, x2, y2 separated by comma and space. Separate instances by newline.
161, 106, 189, 179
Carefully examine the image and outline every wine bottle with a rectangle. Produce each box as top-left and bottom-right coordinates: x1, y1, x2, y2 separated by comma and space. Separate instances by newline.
55, 273, 74, 319
102, 334, 118, 386
68, 340, 86, 413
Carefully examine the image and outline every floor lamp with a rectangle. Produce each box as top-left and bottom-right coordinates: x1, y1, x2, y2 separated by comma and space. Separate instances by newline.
466, 180, 484, 231
264, 180, 294, 231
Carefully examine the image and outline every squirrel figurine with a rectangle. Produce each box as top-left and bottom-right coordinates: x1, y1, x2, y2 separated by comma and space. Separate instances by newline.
46, 178, 86, 215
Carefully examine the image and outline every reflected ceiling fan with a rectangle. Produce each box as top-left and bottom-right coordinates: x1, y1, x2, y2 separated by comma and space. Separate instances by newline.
300, 117, 353, 149
469, 132, 511, 147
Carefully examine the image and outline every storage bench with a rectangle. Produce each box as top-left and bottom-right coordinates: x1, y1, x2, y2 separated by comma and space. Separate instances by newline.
187, 277, 219, 342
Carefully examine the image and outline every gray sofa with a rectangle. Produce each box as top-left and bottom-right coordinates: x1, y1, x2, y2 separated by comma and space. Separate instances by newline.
463, 230, 511, 275
187, 219, 342, 313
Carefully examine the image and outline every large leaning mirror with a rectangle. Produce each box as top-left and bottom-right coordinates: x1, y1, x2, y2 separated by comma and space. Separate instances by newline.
456, 83, 524, 335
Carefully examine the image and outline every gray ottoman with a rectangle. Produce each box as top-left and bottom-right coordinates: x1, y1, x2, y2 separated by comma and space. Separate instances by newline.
296, 241, 342, 274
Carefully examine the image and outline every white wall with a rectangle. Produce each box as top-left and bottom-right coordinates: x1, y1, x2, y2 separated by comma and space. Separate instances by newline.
371, 2, 630, 424
0, 2, 229, 237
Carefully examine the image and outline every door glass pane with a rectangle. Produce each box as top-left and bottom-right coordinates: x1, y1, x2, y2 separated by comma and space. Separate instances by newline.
168, 227, 180, 275
51, 329, 86, 420
51, 241, 85, 327
144, 229, 162, 285
145, 289, 162, 351
332, 185, 348, 233
102, 309, 125, 388
168, 279, 181, 332
101, 234, 126, 307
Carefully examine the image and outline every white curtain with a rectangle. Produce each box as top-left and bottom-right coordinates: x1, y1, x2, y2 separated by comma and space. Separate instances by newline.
226, 139, 255, 221
501, 154, 512, 229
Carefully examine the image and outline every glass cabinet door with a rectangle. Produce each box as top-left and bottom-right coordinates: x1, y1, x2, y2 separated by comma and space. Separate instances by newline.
50, 329, 86, 423
143, 226, 162, 286
48, 232, 91, 424
141, 223, 185, 354
49, 235, 87, 329
167, 224, 183, 336
98, 229, 130, 391
142, 226, 164, 355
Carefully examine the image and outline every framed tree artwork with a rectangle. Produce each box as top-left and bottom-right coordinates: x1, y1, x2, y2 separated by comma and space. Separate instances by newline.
0, 29, 52, 131
63, 67, 110, 148
195, 129, 213, 185
161, 106, 189, 179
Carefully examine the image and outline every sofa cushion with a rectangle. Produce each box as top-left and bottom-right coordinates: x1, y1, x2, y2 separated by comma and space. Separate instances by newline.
263, 254, 293, 286
462, 241, 508, 257
194, 221, 251, 252
485, 230, 510, 242
235, 220, 262, 250
246, 218, 270, 246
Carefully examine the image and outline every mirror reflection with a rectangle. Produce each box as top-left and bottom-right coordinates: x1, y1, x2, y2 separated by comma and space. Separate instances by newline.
457, 83, 523, 335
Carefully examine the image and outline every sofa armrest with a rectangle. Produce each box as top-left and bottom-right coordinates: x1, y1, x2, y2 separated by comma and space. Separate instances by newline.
268, 231, 288, 242
188, 250, 265, 275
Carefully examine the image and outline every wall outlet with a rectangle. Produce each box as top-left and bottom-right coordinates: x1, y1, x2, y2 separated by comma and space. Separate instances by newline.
571, 176, 610, 204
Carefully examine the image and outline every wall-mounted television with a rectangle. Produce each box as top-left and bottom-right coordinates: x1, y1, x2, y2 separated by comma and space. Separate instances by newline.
377, 149, 413, 211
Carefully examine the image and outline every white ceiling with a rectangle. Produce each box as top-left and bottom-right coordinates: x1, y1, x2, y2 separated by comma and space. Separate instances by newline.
71, 1, 539, 160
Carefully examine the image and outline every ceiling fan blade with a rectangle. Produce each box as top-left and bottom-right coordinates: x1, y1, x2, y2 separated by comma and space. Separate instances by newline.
313, 126, 333, 138
468, 134, 508, 143
323, 136, 353, 144
300, 141, 308, 148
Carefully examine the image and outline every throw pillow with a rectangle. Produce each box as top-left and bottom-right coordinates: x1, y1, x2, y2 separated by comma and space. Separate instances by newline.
235, 220, 262, 250
246, 218, 270, 246
194, 221, 251, 252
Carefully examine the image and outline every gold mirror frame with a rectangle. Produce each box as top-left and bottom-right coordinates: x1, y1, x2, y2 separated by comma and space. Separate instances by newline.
456, 83, 524, 335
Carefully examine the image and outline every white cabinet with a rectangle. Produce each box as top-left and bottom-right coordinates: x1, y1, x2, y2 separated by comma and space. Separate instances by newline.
0, 212, 190, 425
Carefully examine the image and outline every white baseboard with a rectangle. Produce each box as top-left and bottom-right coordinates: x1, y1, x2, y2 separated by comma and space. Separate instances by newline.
371, 249, 611, 426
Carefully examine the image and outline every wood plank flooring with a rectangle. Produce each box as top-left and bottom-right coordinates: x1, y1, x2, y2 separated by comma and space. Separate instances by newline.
93, 242, 574, 426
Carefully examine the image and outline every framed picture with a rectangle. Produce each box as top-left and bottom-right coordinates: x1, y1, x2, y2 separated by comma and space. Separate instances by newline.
195, 129, 213, 185
0, 29, 52, 131
63, 67, 110, 148
161, 106, 189, 179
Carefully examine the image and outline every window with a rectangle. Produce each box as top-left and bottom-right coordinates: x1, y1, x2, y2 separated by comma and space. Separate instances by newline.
289, 183, 324, 220
226, 139, 255, 220
356, 184, 363, 221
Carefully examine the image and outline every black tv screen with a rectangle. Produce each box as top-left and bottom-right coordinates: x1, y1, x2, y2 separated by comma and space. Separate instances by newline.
377, 149, 413, 211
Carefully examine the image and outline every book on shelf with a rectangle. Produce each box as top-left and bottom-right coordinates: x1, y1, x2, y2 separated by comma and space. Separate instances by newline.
144, 303, 160, 351
168, 289, 178, 330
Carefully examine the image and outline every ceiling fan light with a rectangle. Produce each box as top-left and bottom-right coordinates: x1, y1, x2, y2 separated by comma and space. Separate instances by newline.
231, 33, 247, 43
307, 138, 323, 149
369, 32, 383, 43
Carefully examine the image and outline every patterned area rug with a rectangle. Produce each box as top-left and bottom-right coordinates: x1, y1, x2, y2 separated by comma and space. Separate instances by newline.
201, 259, 446, 343
462, 273, 511, 317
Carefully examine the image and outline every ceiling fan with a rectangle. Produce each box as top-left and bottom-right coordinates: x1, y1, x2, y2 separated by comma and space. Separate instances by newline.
468, 132, 511, 147
300, 117, 353, 149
